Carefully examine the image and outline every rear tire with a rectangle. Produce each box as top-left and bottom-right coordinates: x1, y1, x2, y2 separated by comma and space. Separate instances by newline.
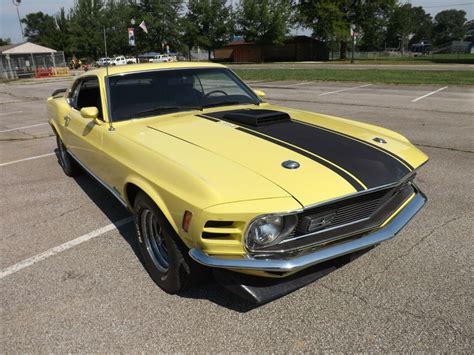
56, 135, 81, 177
133, 192, 208, 293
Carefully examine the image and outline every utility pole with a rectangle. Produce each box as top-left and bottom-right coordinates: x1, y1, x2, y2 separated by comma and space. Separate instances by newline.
12, 0, 24, 42
350, 24, 356, 64
103, 27, 108, 58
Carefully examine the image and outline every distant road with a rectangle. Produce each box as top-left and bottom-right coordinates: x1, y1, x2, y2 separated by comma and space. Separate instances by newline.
228, 62, 474, 71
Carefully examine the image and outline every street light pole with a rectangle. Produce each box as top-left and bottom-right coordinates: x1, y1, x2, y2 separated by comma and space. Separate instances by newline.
12, 0, 24, 42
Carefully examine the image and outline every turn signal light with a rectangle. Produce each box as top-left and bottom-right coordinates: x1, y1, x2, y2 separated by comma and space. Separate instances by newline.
182, 210, 193, 232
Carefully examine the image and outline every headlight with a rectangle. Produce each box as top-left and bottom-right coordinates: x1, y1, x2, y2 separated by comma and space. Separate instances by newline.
246, 214, 298, 250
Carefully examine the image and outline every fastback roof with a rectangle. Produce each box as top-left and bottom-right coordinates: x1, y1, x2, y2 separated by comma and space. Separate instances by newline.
85, 62, 226, 78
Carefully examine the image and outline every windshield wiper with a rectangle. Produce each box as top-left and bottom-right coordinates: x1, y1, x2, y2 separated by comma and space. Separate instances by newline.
132, 105, 203, 118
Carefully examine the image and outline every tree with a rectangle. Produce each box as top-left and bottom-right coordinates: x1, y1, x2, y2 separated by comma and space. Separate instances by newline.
236, 0, 294, 44
297, 0, 395, 58
408, 6, 432, 46
0, 38, 11, 46
68, 0, 106, 58
102, 0, 135, 57
354, 0, 396, 51
432, 9, 467, 45
21, 12, 61, 49
183, 0, 234, 59
385, 4, 420, 54
135, 0, 184, 53
298, 0, 347, 43
54, 8, 71, 55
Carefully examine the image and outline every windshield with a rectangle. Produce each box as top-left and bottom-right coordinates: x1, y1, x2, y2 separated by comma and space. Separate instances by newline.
108, 68, 260, 121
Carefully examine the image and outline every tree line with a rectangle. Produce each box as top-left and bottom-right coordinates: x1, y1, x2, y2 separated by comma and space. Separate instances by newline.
1, 0, 472, 60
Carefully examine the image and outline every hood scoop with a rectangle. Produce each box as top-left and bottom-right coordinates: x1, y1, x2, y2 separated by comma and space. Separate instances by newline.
207, 109, 291, 127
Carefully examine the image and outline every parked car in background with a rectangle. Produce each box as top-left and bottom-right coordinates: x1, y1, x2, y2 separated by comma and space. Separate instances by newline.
47, 62, 428, 304
411, 41, 432, 57
96, 57, 111, 67
111, 56, 127, 66
126, 56, 137, 64
149, 54, 174, 63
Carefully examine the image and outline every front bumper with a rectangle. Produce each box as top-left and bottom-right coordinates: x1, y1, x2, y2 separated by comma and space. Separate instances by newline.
189, 190, 426, 273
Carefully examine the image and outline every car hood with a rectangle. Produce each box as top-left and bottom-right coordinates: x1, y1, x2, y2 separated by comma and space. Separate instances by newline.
143, 104, 428, 207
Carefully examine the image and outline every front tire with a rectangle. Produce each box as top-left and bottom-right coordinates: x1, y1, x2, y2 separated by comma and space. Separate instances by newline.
56, 135, 81, 177
133, 192, 208, 293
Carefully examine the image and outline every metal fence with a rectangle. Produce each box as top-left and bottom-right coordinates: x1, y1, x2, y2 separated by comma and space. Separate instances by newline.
1, 52, 67, 82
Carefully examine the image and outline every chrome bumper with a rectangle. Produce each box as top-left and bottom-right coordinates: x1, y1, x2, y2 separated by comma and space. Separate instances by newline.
189, 191, 426, 272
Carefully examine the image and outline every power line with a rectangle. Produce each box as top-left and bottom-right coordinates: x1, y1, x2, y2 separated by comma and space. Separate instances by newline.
422, 2, 474, 9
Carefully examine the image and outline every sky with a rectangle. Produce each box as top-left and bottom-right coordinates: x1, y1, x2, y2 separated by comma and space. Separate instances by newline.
1, 0, 473, 44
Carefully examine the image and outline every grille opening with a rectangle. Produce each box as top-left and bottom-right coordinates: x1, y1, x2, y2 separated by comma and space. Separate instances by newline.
204, 221, 234, 228
202, 232, 231, 239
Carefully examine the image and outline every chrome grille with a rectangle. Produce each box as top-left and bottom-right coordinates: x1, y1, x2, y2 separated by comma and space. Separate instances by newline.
330, 199, 382, 225
295, 188, 390, 234
258, 181, 415, 254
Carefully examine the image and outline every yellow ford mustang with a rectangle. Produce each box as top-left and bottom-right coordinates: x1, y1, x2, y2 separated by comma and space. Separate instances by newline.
48, 62, 428, 303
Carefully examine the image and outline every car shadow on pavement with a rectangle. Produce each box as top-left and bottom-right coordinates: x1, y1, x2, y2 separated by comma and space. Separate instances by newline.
69, 166, 259, 313
177, 282, 259, 313
68, 159, 368, 313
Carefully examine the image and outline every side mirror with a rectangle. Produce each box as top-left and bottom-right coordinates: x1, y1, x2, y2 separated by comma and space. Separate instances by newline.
253, 89, 266, 99
80, 107, 99, 119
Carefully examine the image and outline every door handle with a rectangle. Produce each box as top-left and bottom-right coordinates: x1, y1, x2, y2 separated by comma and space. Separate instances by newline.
64, 115, 71, 126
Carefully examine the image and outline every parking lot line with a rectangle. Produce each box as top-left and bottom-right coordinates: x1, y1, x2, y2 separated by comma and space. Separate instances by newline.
286, 81, 312, 87
318, 84, 373, 96
0, 217, 133, 279
0, 153, 55, 167
0, 110, 23, 117
411, 86, 448, 102
0, 122, 48, 133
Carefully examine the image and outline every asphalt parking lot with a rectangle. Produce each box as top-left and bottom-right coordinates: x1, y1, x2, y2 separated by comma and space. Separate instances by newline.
1, 77, 473, 352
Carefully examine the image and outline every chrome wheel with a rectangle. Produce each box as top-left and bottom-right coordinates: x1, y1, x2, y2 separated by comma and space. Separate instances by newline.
140, 208, 169, 273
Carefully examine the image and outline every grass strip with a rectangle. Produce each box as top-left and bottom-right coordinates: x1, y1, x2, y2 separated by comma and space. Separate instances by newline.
234, 68, 474, 85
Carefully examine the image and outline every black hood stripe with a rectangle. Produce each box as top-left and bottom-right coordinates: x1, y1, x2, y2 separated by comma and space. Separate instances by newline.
202, 110, 411, 189
294, 119, 414, 170
237, 127, 365, 191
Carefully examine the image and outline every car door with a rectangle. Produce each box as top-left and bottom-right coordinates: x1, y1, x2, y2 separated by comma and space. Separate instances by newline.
63, 75, 106, 176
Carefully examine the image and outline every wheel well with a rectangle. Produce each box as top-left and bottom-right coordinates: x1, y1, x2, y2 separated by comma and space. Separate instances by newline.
125, 183, 142, 208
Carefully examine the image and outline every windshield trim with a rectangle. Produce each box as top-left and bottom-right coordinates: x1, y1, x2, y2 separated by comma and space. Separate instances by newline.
106, 66, 226, 78
107, 67, 262, 122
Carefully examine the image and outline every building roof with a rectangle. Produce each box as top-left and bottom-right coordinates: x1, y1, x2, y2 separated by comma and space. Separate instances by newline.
0, 42, 57, 54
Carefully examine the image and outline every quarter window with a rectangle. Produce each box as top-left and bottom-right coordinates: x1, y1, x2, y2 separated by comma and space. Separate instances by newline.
67, 80, 82, 108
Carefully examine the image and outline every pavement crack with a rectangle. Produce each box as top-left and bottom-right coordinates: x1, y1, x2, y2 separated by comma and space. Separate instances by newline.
30, 205, 85, 229
414, 143, 474, 154
318, 282, 472, 341
358, 215, 466, 288
57, 205, 84, 218
0, 91, 43, 101
0, 133, 54, 142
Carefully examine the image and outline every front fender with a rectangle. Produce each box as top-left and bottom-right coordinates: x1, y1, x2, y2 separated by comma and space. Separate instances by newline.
123, 175, 188, 245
